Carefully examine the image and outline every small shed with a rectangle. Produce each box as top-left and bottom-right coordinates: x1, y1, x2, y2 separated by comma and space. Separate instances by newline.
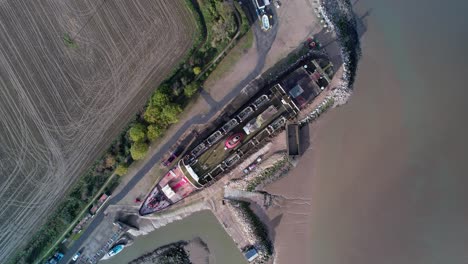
98, 194, 108, 203
244, 248, 259, 262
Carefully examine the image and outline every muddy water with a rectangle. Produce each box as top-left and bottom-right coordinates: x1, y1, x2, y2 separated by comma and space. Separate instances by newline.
267, 0, 468, 263
101, 211, 247, 264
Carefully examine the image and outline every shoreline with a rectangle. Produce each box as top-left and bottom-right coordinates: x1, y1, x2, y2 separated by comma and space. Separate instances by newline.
126, 238, 210, 264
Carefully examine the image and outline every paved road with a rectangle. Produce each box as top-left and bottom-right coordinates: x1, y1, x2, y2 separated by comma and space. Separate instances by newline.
61, 4, 279, 264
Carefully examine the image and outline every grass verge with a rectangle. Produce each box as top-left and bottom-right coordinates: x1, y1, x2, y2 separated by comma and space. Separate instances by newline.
205, 28, 254, 83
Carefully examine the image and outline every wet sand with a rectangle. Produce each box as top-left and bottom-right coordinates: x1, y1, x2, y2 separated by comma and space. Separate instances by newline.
266, 0, 468, 263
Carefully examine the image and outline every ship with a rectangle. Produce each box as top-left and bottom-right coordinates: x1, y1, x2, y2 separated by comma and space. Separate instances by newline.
139, 60, 331, 216
106, 244, 124, 258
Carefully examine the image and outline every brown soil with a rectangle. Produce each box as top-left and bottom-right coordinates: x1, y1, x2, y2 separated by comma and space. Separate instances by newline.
263, 0, 322, 70
0, 0, 195, 261
204, 37, 259, 101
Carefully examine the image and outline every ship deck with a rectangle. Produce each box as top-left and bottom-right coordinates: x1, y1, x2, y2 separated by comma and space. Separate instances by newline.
190, 99, 286, 179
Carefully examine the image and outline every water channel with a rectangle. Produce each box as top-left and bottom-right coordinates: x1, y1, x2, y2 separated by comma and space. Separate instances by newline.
101, 210, 247, 264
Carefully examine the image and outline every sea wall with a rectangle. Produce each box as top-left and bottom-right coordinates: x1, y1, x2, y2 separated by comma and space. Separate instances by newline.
128, 241, 190, 264
225, 201, 272, 264
128, 201, 211, 237
319, 0, 361, 106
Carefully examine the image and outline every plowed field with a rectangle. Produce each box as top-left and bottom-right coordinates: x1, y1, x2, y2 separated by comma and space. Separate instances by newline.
0, 0, 195, 261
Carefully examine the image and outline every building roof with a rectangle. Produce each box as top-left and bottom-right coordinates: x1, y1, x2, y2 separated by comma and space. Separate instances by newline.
280, 67, 321, 109
289, 84, 304, 98
244, 248, 259, 262
286, 123, 300, 156
98, 194, 108, 203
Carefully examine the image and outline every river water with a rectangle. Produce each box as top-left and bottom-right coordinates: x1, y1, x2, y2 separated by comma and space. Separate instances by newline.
101, 211, 247, 264
303, 0, 468, 263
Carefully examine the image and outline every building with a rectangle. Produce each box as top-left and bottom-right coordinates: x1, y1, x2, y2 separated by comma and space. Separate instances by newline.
279, 67, 322, 109
244, 247, 259, 262
90, 194, 109, 215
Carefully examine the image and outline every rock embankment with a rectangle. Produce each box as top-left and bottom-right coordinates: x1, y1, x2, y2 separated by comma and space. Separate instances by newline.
185, 237, 210, 264
128, 241, 191, 264
128, 201, 211, 237
321, 0, 361, 90
225, 201, 272, 264
228, 153, 291, 192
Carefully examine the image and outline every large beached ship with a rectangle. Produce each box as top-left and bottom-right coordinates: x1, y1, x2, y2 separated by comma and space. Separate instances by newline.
139, 59, 333, 216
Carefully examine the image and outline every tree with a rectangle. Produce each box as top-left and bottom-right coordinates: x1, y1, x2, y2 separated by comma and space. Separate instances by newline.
115, 163, 128, 176
151, 89, 169, 107
144, 105, 162, 124
184, 83, 199, 98
60, 198, 82, 223
161, 104, 182, 124
129, 123, 147, 142
130, 142, 148, 160
193, 66, 202, 75
147, 125, 163, 141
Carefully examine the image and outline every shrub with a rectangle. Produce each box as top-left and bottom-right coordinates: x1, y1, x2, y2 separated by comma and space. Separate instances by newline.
104, 155, 116, 168
161, 104, 182, 124
147, 125, 163, 141
63, 33, 77, 48
193, 66, 202, 75
130, 142, 149, 160
115, 163, 128, 176
183, 82, 199, 98
129, 123, 147, 142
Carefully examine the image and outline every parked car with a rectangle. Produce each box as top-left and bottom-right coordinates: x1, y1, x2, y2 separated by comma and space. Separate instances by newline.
161, 153, 177, 167
248, 163, 257, 171
243, 157, 263, 174
161, 147, 184, 167
72, 252, 81, 261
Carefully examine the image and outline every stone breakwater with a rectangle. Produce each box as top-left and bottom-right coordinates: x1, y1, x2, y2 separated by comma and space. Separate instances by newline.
225, 201, 272, 264
320, 0, 361, 89
299, 95, 335, 125
228, 154, 291, 192
312, 0, 360, 109
128, 241, 190, 264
